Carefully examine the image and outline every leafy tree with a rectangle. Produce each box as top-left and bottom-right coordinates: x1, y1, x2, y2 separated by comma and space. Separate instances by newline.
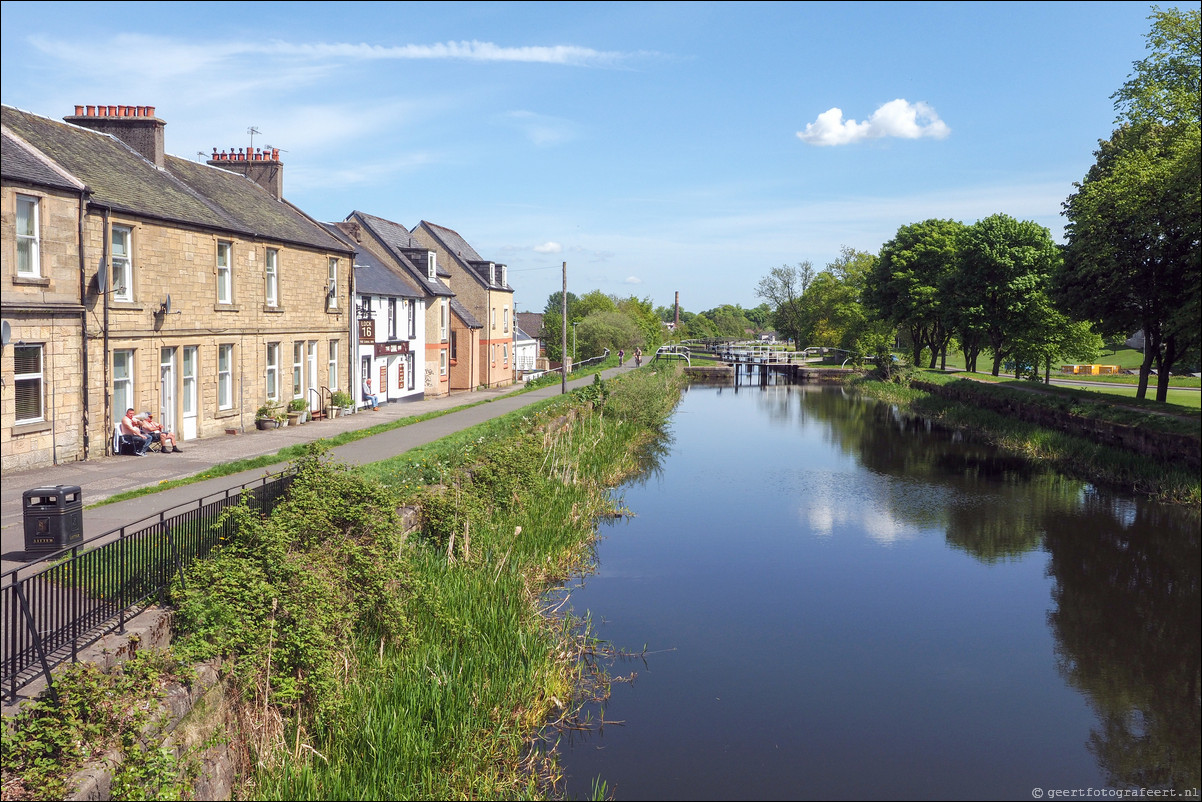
863, 219, 966, 369
616, 295, 664, 351
540, 291, 579, 362
577, 310, 643, 358
1058, 7, 1201, 401
755, 262, 815, 345
957, 214, 1063, 376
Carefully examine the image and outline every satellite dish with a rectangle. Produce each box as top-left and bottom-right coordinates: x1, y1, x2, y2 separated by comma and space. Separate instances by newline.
1, 320, 10, 346
164, 294, 172, 315
96, 258, 107, 293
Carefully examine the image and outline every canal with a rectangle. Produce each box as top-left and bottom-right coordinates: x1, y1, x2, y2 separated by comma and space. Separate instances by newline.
555, 382, 1200, 801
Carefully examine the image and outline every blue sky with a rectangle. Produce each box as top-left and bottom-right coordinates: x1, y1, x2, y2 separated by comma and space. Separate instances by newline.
0, 1, 1179, 313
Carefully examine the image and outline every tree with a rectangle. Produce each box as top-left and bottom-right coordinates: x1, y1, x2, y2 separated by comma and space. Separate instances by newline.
615, 295, 663, 351
755, 262, 815, 345
576, 310, 643, 359
863, 220, 966, 369
1059, 7, 1201, 401
957, 214, 1063, 376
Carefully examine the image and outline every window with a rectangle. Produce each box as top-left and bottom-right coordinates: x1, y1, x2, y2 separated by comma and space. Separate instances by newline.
406, 299, 417, 339
491, 308, 496, 330
111, 225, 133, 301
113, 349, 134, 418
491, 344, 496, 365
500, 265, 507, 286
217, 345, 233, 409
216, 241, 232, 304
439, 349, 447, 376
307, 341, 317, 398
427, 252, 437, 280
327, 258, 338, 309
503, 343, 509, 365
489, 264, 496, 285
406, 353, 415, 390
265, 249, 279, 307
14, 344, 44, 422
503, 306, 510, 333
293, 342, 304, 398
388, 298, 397, 340
266, 343, 279, 401
450, 330, 458, 361
183, 346, 197, 419
440, 299, 448, 341
328, 339, 339, 390
16, 195, 40, 277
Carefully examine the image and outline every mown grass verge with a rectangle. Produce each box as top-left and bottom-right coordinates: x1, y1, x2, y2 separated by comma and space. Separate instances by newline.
853, 374, 1200, 505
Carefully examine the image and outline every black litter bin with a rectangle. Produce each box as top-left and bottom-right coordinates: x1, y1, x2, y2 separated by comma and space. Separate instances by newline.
23, 485, 83, 552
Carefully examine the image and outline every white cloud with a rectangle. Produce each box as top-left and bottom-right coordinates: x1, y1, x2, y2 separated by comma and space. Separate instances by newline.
797, 99, 950, 146
624, 276, 643, 284
534, 241, 563, 254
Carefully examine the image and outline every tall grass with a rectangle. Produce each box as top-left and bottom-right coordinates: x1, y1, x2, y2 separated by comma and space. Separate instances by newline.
242, 366, 686, 799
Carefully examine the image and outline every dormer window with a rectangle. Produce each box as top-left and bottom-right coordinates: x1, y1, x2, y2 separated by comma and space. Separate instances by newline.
427, 252, 437, 280
500, 265, 507, 287
489, 263, 496, 285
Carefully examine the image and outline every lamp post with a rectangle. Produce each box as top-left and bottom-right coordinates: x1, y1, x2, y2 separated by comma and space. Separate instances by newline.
572, 321, 579, 363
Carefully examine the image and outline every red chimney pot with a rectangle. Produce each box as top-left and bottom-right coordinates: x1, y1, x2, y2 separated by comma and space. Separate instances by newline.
74, 105, 84, 116
107, 105, 117, 116
146, 106, 155, 117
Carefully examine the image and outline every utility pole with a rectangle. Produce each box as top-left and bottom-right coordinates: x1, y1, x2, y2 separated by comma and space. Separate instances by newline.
562, 262, 567, 394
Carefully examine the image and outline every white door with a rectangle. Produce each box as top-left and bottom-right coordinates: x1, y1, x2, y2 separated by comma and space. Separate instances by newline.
160, 348, 176, 434
307, 341, 318, 403
181, 346, 198, 440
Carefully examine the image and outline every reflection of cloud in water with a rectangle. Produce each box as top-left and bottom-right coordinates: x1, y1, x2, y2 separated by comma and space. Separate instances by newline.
797, 469, 927, 545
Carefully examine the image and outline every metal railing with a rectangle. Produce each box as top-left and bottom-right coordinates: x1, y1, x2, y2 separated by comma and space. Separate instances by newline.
2, 469, 295, 702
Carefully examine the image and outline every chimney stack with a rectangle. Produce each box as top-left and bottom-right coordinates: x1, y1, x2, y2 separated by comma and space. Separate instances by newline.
206, 146, 284, 201
674, 292, 680, 329
66, 104, 165, 168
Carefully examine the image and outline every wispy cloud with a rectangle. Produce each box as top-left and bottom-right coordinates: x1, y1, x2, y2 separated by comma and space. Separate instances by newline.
501, 111, 578, 146
797, 99, 950, 146
533, 241, 564, 254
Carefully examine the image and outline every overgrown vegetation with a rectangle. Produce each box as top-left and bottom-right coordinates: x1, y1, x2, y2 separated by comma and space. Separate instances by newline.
1, 652, 198, 801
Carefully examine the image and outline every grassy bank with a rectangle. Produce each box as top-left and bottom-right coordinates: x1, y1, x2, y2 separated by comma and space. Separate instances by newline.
169, 367, 683, 799
853, 374, 1200, 504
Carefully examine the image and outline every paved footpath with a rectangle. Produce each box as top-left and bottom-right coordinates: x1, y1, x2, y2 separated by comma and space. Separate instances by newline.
2, 366, 634, 577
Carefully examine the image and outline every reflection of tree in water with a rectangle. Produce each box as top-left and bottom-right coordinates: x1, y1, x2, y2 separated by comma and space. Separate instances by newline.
798, 387, 1081, 562
1045, 496, 1200, 789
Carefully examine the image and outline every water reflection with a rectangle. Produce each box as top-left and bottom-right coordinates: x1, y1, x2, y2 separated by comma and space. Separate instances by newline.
1045, 495, 1201, 789
558, 383, 1200, 800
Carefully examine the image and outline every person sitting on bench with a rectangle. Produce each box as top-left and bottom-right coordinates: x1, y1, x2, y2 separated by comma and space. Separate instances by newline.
362, 378, 380, 410
120, 408, 152, 456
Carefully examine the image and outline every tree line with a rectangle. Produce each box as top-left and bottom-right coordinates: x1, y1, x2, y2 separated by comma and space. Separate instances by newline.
756, 7, 1199, 402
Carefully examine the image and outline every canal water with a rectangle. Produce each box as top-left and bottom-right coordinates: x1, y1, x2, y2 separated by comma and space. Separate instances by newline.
555, 382, 1200, 801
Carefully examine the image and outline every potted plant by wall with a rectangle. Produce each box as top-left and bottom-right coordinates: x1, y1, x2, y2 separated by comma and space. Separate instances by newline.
287, 398, 308, 425
255, 403, 283, 430
330, 390, 354, 416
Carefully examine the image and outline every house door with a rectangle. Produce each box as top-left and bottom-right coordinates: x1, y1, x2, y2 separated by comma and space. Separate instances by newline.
160, 348, 176, 434
360, 355, 372, 404
181, 346, 198, 440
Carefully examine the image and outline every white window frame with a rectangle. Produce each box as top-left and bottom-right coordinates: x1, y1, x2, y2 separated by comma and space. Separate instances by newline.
113, 349, 134, 419
503, 343, 509, 365
327, 257, 338, 309
111, 225, 133, 302
491, 308, 496, 330
406, 299, 417, 339
16, 194, 40, 277
217, 344, 233, 410
500, 265, 507, 286
503, 306, 510, 333
265, 343, 279, 402
292, 342, 304, 398
440, 299, 448, 341
14, 343, 44, 423
328, 340, 339, 391
265, 248, 279, 307
427, 252, 437, 280
439, 349, 448, 376
307, 341, 318, 397
216, 241, 233, 304
388, 298, 397, 340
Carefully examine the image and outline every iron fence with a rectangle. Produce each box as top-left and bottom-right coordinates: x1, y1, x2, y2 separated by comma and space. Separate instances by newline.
2, 469, 295, 702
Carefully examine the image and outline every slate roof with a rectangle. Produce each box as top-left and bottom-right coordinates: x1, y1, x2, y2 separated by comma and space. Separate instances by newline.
347, 211, 454, 297
450, 298, 482, 329
1, 126, 86, 193
413, 220, 512, 291
321, 223, 421, 298
1, 105, 349, 255
515, 312, 544, 339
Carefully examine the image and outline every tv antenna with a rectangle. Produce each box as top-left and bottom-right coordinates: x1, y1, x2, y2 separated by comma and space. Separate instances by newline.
247, 126, 261, 151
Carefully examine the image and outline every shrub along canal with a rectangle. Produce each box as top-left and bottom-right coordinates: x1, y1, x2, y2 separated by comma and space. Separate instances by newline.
555, 381, 1200, 800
